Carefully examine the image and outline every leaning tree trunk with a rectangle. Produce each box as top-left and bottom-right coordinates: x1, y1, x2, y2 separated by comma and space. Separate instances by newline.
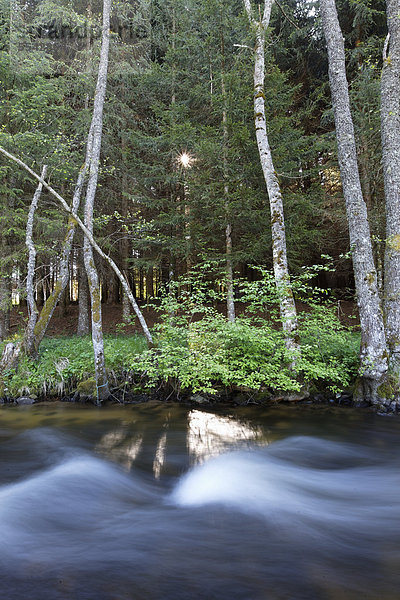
320, 0, 388, 404
82, 0, 112, 403
381, 0, 400, 395
244, 0, 299, 361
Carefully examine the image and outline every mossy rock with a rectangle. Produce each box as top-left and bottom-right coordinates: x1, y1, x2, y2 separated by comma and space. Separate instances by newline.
76, 378, 97, 398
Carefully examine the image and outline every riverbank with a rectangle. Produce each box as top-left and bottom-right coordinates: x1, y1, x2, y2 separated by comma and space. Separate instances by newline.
0, 314, 361, 407
1, 299, 373, 411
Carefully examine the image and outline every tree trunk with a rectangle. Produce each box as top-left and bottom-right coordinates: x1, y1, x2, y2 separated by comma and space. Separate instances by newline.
146, 267, 153, 300
0, 275, 10, 342
24, 166, 47, 355
77, 246, 90, 336
83, 0, 112, 403
106, 269, 119, 304
244, 0, 299, 361
121, 165, 131, 323
381, 1, 400, 392
320, 0, 388, 403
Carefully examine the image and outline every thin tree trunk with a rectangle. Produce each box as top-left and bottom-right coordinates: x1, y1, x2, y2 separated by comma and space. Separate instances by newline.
24, 166, 47, 355
107, 271, 119, 304
183, 182, 191, 276
320, 0, 388, 403
146, 267, 153, 300
77, 246, 90, 335
381, 1, 400, 391
121, 141, 131, 323
0, 234, 11, 342
83, 0, 112, 402
0, 274, 10, 342
244, 0, 299, 360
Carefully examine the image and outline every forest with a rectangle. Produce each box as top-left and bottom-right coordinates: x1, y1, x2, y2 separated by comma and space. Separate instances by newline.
0, 0, 398, 409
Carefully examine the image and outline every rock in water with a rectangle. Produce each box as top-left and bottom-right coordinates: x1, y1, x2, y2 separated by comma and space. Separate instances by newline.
14, 397, 36, 406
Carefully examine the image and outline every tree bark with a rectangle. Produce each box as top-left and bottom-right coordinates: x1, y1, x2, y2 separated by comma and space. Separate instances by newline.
77, 246, 90, 336
82, 0, 112, 402
244, 0, 299, 361
121, 141, 131, 323
320, 0, 388, 403
0, 274, 10, 342
24, 165, 47, 355
381, 1, 400, 389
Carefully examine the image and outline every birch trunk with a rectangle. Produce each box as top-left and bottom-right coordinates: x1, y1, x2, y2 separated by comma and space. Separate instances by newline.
320, 0, 388, 403
83, 0, 111, 403
381, 0, 400, 390
24, 166, 47, 355
244, 0, 299, 360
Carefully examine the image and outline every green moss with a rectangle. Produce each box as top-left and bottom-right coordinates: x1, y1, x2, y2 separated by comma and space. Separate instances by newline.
91, 290, 101, 324
33, 280, 64, 339
377, 380, 395, 399
254, 112, 264, 120
77, 378, 97, 397
271, 211, 282, 226
254, 89, 265, 100
387, 233, 400, 252
365, 271, 376, 286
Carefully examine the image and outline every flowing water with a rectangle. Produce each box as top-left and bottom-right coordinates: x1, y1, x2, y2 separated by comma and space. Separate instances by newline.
1, 401, 400, 599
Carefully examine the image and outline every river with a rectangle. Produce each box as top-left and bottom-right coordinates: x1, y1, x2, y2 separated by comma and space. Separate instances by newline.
0, 401, 399, 599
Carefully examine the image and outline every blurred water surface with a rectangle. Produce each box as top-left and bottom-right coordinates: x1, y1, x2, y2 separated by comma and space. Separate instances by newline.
0, 402, 399, 599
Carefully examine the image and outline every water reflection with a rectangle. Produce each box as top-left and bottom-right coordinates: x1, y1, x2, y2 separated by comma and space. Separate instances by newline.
153, 431, 167, 479
187, 409, 264, 463
94, 408, 264, 478
97, 428, 144, 470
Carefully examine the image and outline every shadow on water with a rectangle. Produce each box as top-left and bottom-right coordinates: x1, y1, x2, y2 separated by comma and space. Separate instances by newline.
1, 403, 400, 599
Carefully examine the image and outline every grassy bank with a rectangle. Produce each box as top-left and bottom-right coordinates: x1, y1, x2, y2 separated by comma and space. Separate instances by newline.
0, 305, 360, 402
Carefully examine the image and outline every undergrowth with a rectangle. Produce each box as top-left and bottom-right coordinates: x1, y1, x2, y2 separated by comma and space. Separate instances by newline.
0, 264, 360, 400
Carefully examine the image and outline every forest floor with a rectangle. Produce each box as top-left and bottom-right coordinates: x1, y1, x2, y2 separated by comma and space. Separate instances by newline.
8, 299, 358, 338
